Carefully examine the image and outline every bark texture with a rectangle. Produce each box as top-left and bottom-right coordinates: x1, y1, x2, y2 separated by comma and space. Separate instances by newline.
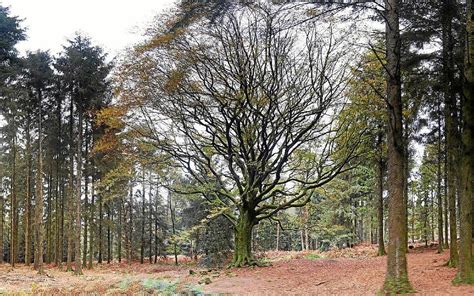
382, 0, 413, 293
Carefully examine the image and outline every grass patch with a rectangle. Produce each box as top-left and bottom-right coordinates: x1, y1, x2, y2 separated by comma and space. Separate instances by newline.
305, 253, 322, 260
117, 277, 132, 289
142, 278, 178, 295
184, 284, 204, 295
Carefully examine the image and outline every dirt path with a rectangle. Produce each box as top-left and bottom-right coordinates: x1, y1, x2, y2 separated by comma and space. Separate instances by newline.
204, 248, 474, 295
0, 248, 473, 295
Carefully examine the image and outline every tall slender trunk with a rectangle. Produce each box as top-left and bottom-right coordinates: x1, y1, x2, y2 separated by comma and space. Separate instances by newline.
107, 202, 111, 264
46, 168, 52, 263
275, 222, 280, 251
127, 181, 133, 265
304, 207, 309, 250
154, 187, 159, 263
168, 192, 178, 266
10, 135, 18, 267
149, 182, 153, 264
83, 123, 89, 268
118, 199, 122, 263
35, 91, 45, 274
74, 110, 83, 275
437, 99, 444, 252
377, 156, 386, 256
98, 192, 103, 264
24, 121, 32, 266
140, 171, 146, 264
457, 0, 474, 283
442, 0, 459, 267
66, 97, 74, 272
55, 94, 63, 268
382, 0, 412, 293
444, 144, 450, 249
88, 178, 94, 270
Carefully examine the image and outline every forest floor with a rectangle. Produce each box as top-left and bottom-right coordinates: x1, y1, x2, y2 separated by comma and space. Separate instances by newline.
1, 244, 474, 295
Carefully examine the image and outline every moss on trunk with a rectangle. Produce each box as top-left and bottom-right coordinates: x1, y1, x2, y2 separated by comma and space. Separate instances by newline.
231, 209, 258, 268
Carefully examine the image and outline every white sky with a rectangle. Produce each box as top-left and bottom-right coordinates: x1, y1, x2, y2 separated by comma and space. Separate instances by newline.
2, 0, 176, 57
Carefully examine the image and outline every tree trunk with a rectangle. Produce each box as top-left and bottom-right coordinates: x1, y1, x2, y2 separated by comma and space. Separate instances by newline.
437, 99, 444, 253
154, 189, 159, 263
66, 97, 74, 272
107, 203, 111, 264
140, 171, 145, 264
10, 136, 18, 267
98, 193, 103, 264
275, 222, 280, 251
444, 145, 450, 249
118, 198, 122, 263
82, 125, 89, 268
168, 192, 178, 266
25, 121, 32, 266
300, 230, 305, 251
382, 0, 413, 293
88, 179, 94, 270
46, 170, 52, 264
232, 209, 256, 267
442, 0, 459, 268
377, 156, 386, 256
149, 185, 153, 264
74, 110, 83, 275
55, 95, 63, 268
127, 181, 133, 265
35, 93, 45, 274
456, 0, 474, 283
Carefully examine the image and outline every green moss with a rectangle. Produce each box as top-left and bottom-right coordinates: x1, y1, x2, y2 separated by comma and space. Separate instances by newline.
447, 258, 458, 268
382, 275, 415, 295
141, 278, 179, 295
305, 253, 321, 260
453, 272, 474, 285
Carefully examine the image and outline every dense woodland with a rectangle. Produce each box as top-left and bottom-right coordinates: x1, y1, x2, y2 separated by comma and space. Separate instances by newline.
0, 0, 473, 294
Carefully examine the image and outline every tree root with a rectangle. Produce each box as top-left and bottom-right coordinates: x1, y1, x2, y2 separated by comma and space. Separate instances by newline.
228, 256, 271, 268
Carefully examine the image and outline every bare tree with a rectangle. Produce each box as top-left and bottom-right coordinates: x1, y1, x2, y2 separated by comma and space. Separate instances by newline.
118, 5, 361, 267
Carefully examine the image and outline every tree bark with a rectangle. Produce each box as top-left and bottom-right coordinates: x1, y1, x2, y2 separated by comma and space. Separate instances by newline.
107, 202, 111, 264
382, 0, 413, 293
168, 192, 178, 266
98, 193, 103, 264
46, 168, 52, 263
127, 181, 133, 265
140, 171, 145, 264
377, 156, 386, 256
442, 0, 459, 268
55, 94, 63, 268
74, 110, 83, 275
25, 121, 32, 266
232, 208, 257, 267
35, 92, 45, 274
444, 145, 450, 249
66, 97, 74, 272
10, 136, 18, 267
82, 124, 89, 268
456, 0, 474, 283
118, 199, 122, 263
437, 98, 444, 253
88, 179, 94, 270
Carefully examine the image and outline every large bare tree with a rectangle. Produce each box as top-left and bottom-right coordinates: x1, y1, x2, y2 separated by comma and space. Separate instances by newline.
118, 4, 361, 267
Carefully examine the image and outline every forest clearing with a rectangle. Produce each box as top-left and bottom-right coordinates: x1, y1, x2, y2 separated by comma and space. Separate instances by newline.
1, 0, 474, 295
1, 245, 474, 295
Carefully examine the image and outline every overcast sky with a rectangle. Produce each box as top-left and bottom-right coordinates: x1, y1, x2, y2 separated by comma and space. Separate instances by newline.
2, 0, 176, 57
